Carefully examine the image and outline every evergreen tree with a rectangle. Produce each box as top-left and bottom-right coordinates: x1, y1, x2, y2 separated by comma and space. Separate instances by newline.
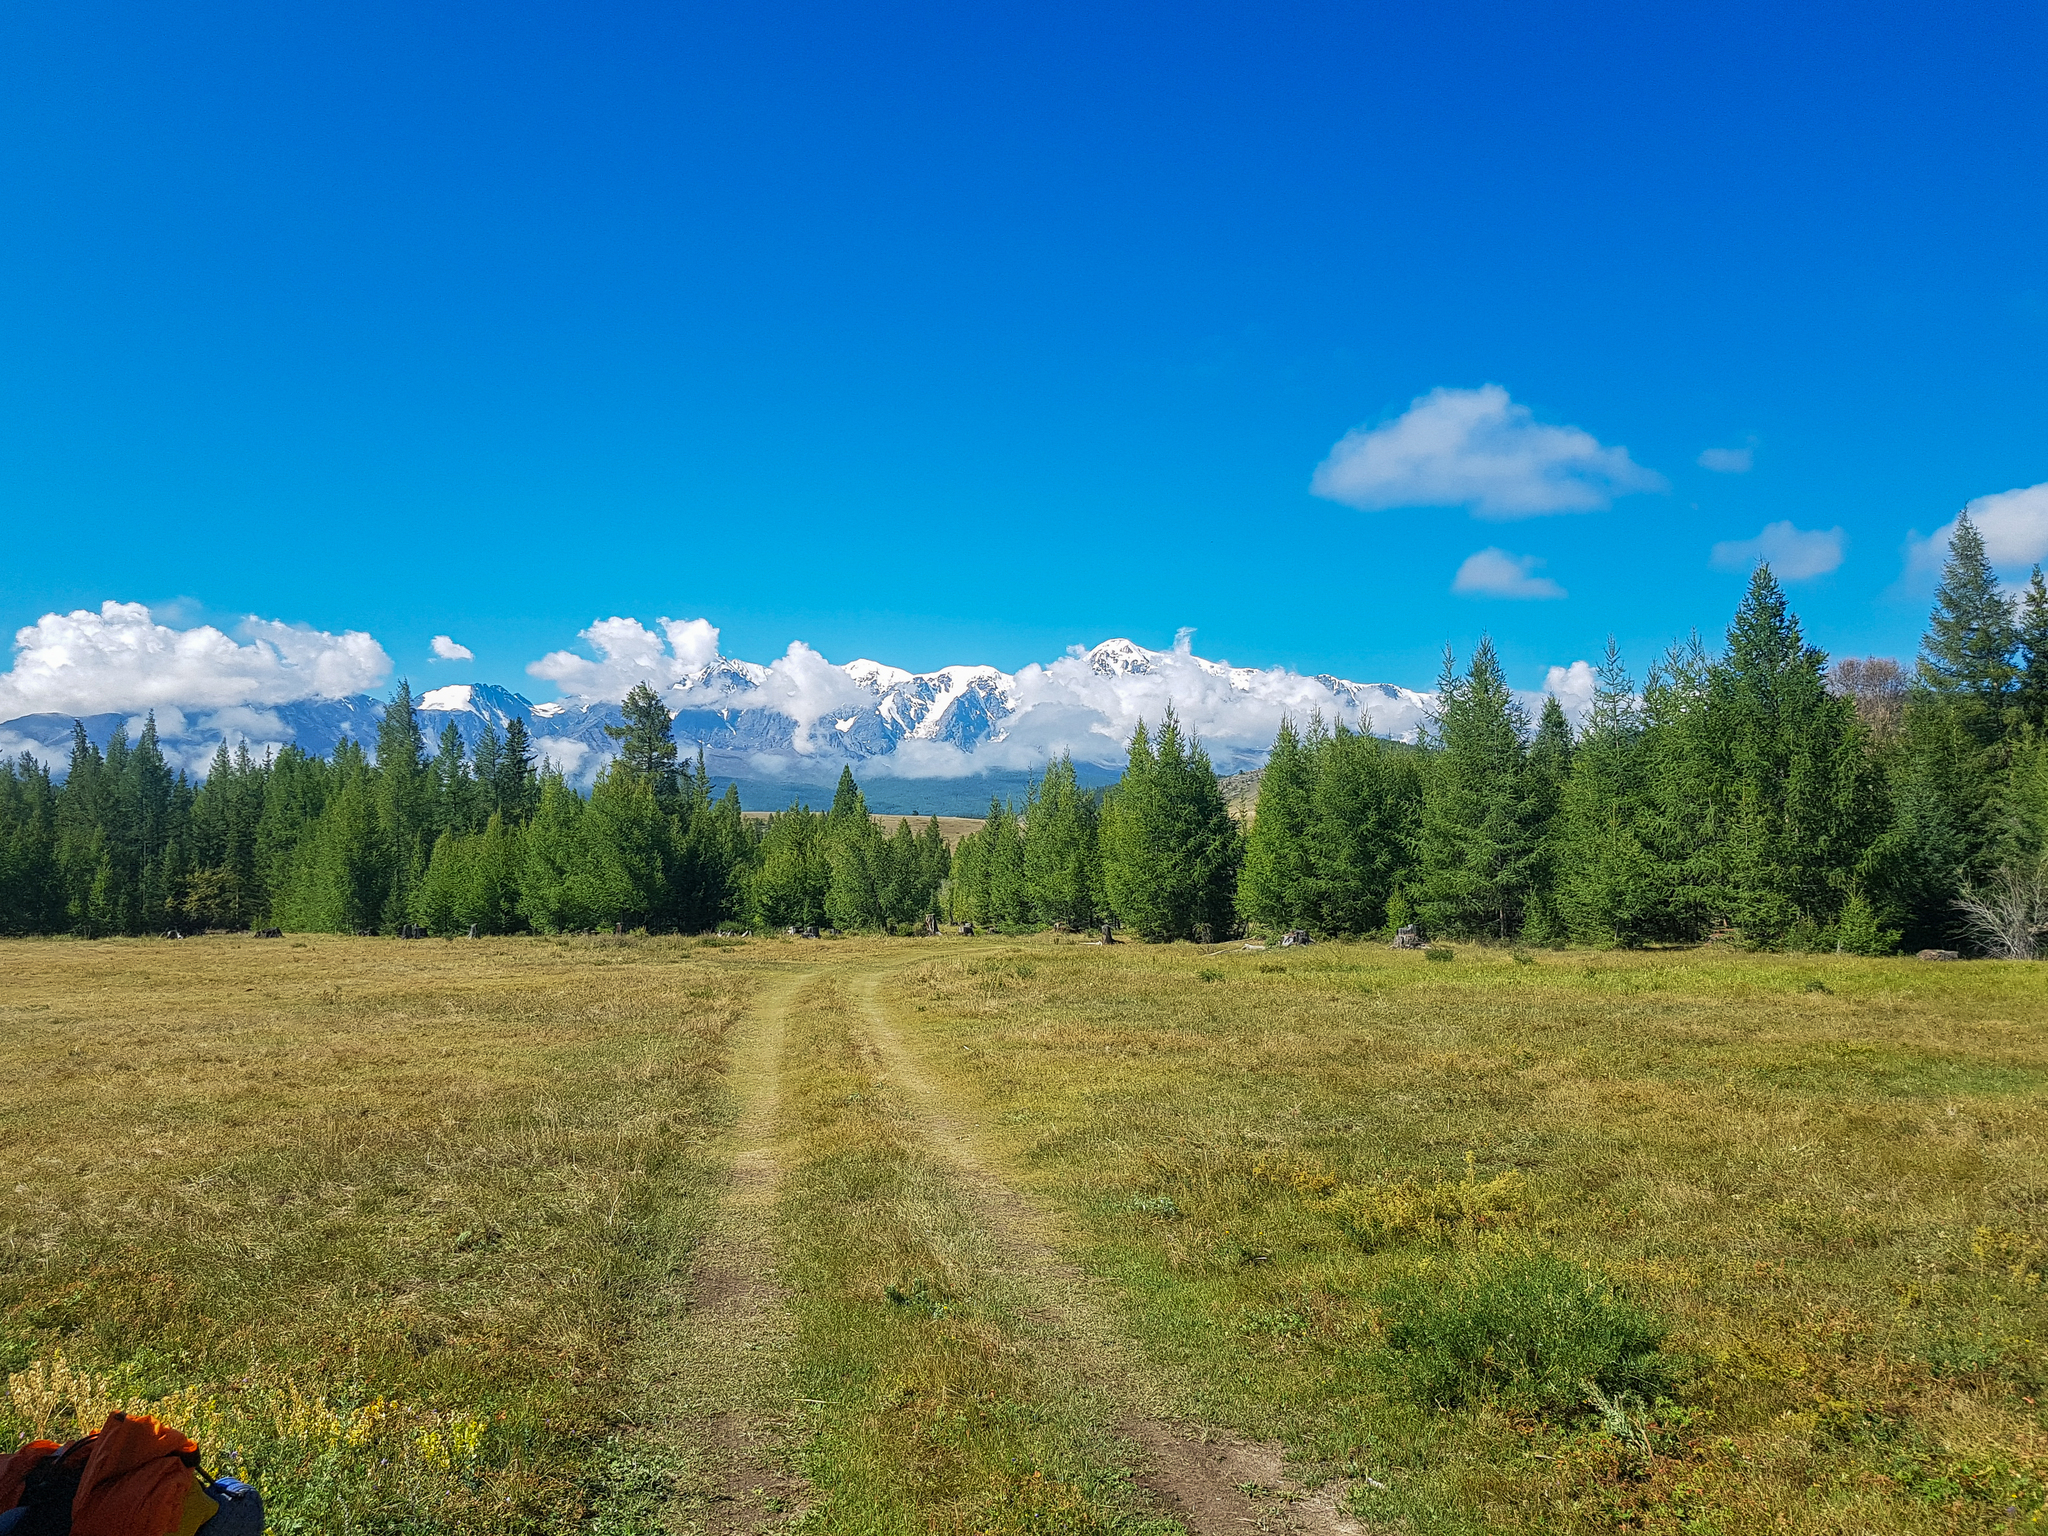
57, 723, 113, 933
1918, 511, 2019, 740
495, 718, 538, 821
1237, 716, 1314, 934
827, 766, 867, 828
471, 724, 504, 818
605, 682, 681, 806
0, 755, 63, 935
580, 759, 669, 928
374, 682, 430, 928
430, 721, 479, 837
519, 770, 592, 932
2016, 566, 2048, 737
1551, 640, 1673, 945
824, 811, 888, 930
1099, 709, 1240, 940
915, 816, 951, 921
981, 800, 1030, 925
277, 766, 385, 932
1519, 695, 1574, 941
1696, 567, 1883, 945
1023, 754, 1100, 929
750, 803, 831, 929
1414, 639, 1538, 940
252, 746, 328, 924
1298, 718, 1420, 937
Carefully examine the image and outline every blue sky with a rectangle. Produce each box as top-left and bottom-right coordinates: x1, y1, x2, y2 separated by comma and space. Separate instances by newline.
2, 0, 2045, 703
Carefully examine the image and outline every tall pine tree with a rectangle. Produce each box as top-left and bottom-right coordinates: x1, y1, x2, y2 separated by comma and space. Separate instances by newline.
1100, 709, 1240, 940
1414, 639, 1538, 940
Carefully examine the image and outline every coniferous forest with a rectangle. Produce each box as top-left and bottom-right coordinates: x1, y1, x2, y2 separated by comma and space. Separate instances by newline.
6, 523, 2048, 954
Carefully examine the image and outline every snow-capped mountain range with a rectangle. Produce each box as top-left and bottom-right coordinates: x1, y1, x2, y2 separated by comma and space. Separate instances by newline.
0, 637, 1435, 804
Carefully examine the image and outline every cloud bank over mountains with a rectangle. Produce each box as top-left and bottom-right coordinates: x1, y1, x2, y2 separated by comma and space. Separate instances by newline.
519, 618, 1443, 780
0, 604, 1600, 786
0, 602, 391, 725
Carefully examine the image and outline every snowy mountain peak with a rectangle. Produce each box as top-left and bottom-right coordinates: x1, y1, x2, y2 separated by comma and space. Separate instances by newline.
1086, 638, 1155, 676
416, 682, 535, 728
1, 632, 1446, 793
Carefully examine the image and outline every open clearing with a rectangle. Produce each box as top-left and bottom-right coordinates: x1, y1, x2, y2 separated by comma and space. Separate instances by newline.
0, 936, 2043, 1534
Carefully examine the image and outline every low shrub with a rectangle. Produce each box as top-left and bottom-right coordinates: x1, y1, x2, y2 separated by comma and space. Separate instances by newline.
1425, 946, 1454, 963
1374, 1246, 1668, 1419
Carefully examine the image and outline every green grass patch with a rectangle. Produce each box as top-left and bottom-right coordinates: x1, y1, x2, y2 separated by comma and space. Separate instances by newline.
889, 939, 2048, 1534
1374, 1244, 1669, 1418
774, 973, 1172, 1535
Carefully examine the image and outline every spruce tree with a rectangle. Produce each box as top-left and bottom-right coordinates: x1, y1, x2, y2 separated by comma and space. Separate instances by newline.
1100, 709, 1240, 940
606, 682, 681, 805
827, 766, 868, 828
0, 754, 63, 935
252, 746, 328, 924
1300, 719, 1421, 936
431, 721, 477, 837
1518, 694, 1573, 942
1415, 639, 1538, 940
2016, 566, 2048, 737
519, 770, 591, 933
1023, 754, 1100, 929
1919, 510, 2018, 741
915, 816, 951, 919
750, 803, 831, 929
1237, 715, 1314, 934
582, 759, 669, 929
1698, 566, 1883, 945
496, 717, 538, 821
374, 681, 429, 927
471, 724, 504, 816
1552, 640, 1661, 944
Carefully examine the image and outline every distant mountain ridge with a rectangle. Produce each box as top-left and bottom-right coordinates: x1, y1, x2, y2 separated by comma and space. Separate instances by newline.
0, 637, 1430, 814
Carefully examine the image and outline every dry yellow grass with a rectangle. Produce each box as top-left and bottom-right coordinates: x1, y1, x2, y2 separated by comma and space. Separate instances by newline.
4, 932, 2044, 1535
0, 932, 753, 1531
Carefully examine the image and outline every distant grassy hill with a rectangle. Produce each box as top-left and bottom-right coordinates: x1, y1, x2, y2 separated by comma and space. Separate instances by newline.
741, 810, 985, 848
1219, 768, 1261, 822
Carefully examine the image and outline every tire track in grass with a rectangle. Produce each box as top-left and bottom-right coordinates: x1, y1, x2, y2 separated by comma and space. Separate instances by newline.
851, 968, 1367, 1536
611, 966, 809, 1535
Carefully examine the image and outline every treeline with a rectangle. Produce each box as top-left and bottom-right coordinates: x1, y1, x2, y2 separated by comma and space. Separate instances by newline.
7, 521, 2048, 951
951, 520, 2048, 953
0, 682, 949, 937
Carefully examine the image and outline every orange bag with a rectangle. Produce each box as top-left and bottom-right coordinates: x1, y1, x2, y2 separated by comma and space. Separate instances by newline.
69, 1413, 202, 1536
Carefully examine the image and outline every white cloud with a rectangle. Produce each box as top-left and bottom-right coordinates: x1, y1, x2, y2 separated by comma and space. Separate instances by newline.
1452, 548, 1568, 600
1710, 521, 1845, 581
1540, 660, 1600, 724
430, 635, 474, 662
1907, 481, 2048, 579
753, 642, 876, 753
1697, 445, 1753, 474
1310, 384, 1665, 518
527, 615, 726, 699
0, 601, 391, 720
1968, 482, 2048, 565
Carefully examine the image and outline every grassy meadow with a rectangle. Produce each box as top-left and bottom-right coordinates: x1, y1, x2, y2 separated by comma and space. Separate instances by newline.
0, 934, 753, 1533
888, 940, 2048, 1533
0, 932, 2043, 1535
